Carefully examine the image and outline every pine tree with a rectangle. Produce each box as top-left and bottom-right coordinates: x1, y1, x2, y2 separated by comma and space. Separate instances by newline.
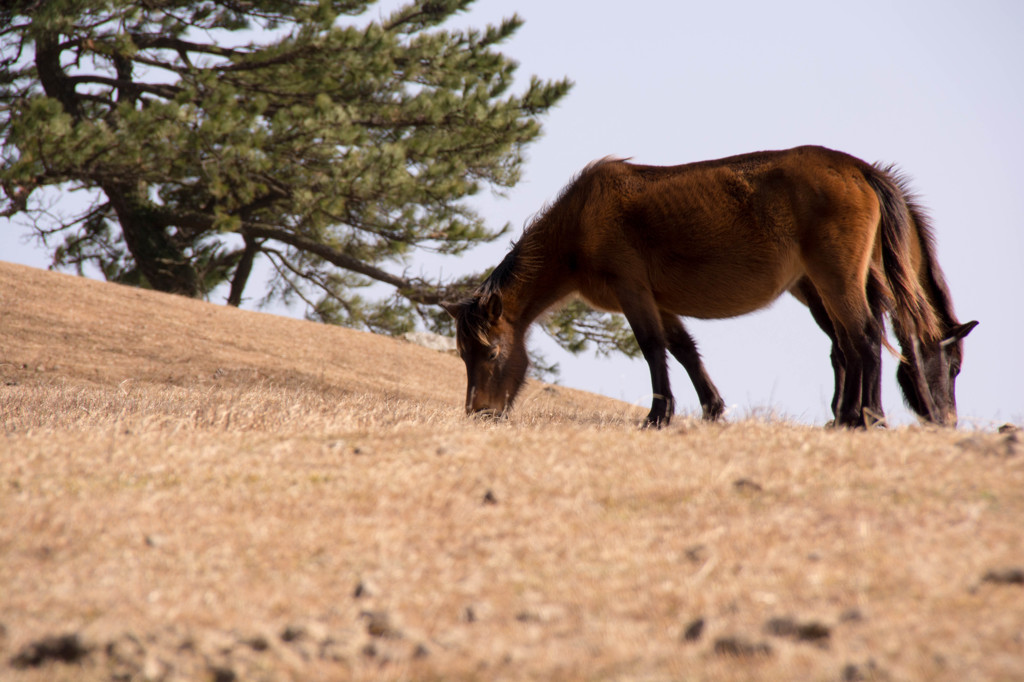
1, 0, 567, 329
3, 0, 641, 366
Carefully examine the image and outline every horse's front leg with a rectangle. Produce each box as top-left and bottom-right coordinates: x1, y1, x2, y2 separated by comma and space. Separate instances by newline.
615, 286, 673, 427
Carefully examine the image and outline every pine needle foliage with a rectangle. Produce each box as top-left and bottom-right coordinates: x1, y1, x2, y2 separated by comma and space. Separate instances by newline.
1, 0, 572, 335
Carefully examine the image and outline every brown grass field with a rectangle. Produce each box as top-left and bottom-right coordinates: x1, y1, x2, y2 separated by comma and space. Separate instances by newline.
1, 260, 1021, 681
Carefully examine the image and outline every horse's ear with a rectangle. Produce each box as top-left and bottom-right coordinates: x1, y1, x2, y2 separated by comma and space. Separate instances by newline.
940, 320, 979, 348
440, 300, 463, 320
483, 293, 503, 323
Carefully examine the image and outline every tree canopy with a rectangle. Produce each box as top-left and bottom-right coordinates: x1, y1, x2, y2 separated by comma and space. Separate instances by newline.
2, 0, 638, 364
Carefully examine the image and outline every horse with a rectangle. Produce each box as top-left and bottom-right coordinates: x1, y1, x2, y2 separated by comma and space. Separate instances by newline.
443, 146, 976, 428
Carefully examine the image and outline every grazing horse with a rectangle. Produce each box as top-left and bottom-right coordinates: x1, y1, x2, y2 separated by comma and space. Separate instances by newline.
444, 146, 976, 427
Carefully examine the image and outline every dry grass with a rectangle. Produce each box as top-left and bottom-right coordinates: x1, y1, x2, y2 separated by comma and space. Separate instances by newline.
1, 261, 1021, 682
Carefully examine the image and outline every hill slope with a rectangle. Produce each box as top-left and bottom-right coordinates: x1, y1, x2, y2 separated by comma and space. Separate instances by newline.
0, 261, 624, 422
1, 261, 1022, 682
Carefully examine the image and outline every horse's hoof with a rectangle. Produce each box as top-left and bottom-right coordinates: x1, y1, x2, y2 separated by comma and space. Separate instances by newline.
836, 415, 865, 429
643, 415, 670, 429
702, 402, 726, 422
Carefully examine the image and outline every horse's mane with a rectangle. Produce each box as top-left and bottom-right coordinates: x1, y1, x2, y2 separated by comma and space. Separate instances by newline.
478, 156, 625, 299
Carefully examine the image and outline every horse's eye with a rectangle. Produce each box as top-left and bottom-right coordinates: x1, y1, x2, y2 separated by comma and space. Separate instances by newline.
488, 345, 501, 360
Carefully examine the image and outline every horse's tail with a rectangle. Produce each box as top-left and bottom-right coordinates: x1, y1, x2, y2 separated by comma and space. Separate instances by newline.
862, 163, 941, 342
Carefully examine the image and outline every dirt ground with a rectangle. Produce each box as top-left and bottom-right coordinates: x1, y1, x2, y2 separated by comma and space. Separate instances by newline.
1, 261, 1021, 681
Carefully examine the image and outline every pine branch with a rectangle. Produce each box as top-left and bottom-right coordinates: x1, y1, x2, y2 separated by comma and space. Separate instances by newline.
128, 34, 243, 59
67, 75, 181, 100
242, 222, 445, 305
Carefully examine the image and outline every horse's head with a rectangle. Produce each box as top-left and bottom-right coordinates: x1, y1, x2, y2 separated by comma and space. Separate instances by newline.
897, 320, 978, 426
443, 293, 529, 418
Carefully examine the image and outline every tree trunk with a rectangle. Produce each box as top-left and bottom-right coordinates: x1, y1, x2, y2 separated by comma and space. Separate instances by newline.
105, 181, 201, 297
34, 32, 82, 121
35, 27, 201, 298
227, 235, 259, 306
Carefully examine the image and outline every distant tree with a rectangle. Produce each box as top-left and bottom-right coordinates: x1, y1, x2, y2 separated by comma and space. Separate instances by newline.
1, 0, 637, 363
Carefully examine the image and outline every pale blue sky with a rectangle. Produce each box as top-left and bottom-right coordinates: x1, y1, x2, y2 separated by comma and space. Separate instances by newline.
3, 1, 1022, 426
445, 0, 1024, 427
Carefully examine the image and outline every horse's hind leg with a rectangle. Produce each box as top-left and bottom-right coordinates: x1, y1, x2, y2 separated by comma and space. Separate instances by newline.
860, 271, 889, 420
795, 274, 888, 426
792, 279, 844, 423
660, 312, 725, 421
813, 291, 885, 428
839, 319, 884, 427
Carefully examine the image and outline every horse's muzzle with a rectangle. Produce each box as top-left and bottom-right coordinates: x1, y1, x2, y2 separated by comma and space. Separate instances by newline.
468, 407, 506, 421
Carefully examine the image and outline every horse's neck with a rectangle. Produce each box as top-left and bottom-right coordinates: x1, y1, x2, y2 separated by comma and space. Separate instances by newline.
499, 239, 571, 329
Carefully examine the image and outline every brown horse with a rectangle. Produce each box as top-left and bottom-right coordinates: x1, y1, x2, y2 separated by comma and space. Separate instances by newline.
444, 146, 976, 427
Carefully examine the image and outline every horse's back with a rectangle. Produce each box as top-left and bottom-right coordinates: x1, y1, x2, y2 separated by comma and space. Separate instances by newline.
575, 147, 881, 319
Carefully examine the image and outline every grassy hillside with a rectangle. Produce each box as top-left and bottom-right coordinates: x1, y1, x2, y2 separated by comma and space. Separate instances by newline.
1, 261, 1021, 682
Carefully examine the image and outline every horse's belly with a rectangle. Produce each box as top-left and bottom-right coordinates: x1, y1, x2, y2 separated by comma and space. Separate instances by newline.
655, 260, 802, 320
